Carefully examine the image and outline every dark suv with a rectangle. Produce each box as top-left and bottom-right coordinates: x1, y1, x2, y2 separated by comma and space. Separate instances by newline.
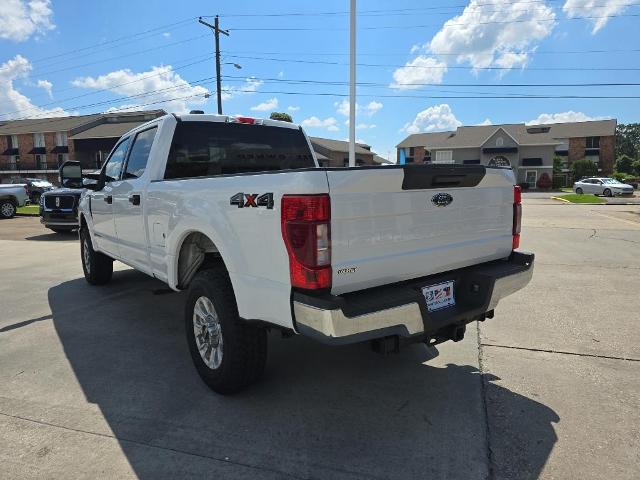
11, 177, 54, 203
39, 187, 83, 233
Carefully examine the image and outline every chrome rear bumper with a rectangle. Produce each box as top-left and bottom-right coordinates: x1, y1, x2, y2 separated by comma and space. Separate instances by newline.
293, 252, 534, 345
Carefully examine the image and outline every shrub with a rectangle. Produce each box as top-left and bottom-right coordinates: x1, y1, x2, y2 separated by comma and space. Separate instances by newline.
615, 154, 635, 174
536, 172, 552, 190
571, 158, 597, 180
552, 175, 564, 189
518, 182, 530, 191
269, 112, 293, 122
632, 160, 640, 176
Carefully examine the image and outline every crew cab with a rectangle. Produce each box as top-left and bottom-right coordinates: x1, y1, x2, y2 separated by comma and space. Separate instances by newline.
0, 183, 29, 219
60, 113, 534, 394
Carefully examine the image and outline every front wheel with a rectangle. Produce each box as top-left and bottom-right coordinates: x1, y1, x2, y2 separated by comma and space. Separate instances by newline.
575, 187, 583, 195
185, 265, 267, 394
0, 200, 16, 219
603, 188, 612, 197
80, 227, 113, 285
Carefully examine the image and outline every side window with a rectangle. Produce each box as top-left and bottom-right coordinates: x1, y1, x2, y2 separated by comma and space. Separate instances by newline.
103, 138, 130, 182
123, 127, 157, 179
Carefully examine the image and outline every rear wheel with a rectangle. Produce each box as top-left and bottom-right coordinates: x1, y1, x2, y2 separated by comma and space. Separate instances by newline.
0, 200, 16, 219
575, 187, 583, 195
185, 265, 267, 394
80, 227, 113, 285
603, 188, 612, 197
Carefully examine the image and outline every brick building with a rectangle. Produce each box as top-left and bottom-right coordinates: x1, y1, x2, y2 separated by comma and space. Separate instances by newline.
397, 119, 617, 187
310, 137, 379, 167
0, 110, 164, 184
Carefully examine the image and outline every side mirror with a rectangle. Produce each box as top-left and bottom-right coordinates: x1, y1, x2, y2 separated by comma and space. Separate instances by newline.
59, 160, 83, 188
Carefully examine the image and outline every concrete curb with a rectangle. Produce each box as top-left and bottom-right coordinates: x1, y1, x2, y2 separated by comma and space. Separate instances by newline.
549, 196, 606, 205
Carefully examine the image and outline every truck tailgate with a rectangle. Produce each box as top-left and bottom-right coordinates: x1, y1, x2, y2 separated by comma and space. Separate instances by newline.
328, 165, 515, 295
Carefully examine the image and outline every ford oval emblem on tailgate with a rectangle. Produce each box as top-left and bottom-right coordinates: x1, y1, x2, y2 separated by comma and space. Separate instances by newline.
431, 192, 453, 207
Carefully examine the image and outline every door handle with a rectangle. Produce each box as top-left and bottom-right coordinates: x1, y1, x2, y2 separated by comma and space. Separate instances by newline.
128, 194, 141, 206
104, 195, 112, 204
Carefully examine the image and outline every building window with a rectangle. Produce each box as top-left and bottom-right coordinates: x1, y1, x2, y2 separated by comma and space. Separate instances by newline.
585, 155, 599, 164
33, 133, 45, 148
434, 150, 453, 164
35, 154, 47, 170
586, 137, 600, 149
7, 155, 19, 170
408, 147, 415, 157
8, 134, 19, 149
495, 137, 504, 147
55, 132, 68, 146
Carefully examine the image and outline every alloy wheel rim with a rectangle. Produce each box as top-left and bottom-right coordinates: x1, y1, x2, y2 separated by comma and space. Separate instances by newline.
1, 203, 14, 217
193, 296, 223, 369
83, 237, 91, 274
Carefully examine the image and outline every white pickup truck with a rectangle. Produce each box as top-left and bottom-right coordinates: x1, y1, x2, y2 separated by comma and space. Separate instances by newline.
0, 183, 29, 219
60, 113, 533, 394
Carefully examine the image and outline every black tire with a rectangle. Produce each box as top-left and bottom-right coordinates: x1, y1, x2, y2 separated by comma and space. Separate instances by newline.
0, 200, 16, 219
185, 265, 267, 394
575, 187, 583, 195
80, 227, 113, 285
603, 188, 612, 197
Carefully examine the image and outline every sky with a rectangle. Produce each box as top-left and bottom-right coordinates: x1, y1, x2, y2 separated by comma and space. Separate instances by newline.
0, 0, 639, 161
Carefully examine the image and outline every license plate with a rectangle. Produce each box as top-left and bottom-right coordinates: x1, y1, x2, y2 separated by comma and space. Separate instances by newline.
422, 281, 455, 312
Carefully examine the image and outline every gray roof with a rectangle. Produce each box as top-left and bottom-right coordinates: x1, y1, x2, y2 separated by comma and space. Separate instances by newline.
0, 110, 165, 136
69, 121, 149, 140
314, 151, 329, 161
310, 137, 372, 155
0, 114, 102, 135
373, 154, 393, 164
397, 119, 616, 149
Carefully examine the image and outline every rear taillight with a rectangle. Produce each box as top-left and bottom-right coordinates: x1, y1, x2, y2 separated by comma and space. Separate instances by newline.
513, 185, 522, 250
236, 116, 256, 124
281, 194, 331, 290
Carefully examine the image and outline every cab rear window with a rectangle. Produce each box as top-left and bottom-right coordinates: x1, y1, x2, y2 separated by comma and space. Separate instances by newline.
164, 121, 315, 179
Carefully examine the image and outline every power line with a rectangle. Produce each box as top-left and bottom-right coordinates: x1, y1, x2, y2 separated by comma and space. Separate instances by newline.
226, 12, 640, 31
220, 74, 640, 88
225, 54, 640, 71
212, 0, 638, 17
0, 55, 214, 119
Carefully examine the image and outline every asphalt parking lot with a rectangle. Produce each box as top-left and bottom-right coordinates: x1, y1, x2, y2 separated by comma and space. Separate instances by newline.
1, 202, 639, 480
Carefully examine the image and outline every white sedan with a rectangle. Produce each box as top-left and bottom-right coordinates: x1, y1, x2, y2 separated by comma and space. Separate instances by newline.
573, 178, 634, 196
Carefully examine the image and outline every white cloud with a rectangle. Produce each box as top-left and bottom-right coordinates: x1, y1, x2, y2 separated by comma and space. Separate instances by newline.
73, 65, 212, 113
0, 0, 55, 42
250, 97, 278, 111
427, 0, 556, 71
335, 99, 384, 117
278, 71, 284, 79
478, 118, 493, 125
0, 55, 67, 119
301, 116, 339, 131
162, 32, 171, 38
526, 111, 607, 124
563, 0, 631, 33
356, 123, 376, 130
402, 104, 462, 134
36, 79, 52, 98
390, 56, 448, 89
287, 105, 300, 112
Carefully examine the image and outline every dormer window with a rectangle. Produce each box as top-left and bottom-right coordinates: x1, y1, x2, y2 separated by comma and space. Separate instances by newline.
496, 137, 504, 147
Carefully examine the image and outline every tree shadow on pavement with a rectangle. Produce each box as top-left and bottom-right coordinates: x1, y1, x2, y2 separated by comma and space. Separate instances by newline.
48, 273, 559, 480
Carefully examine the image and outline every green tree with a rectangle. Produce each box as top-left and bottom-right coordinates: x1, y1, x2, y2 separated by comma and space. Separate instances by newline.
615, 123, 640, 160
553, 155, 565, 173
615, 154, 634, 174
270, 112, 293, 122
571, 158, 597, 180
632, 159, 640, 176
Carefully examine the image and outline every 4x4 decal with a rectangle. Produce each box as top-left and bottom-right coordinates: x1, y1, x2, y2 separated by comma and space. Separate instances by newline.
230, 192, 274, 209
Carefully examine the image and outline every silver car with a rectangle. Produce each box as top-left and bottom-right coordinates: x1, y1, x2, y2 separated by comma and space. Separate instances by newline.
573, 177, 634, 196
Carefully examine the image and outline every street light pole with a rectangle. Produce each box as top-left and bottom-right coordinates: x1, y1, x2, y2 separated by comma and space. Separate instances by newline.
348, 0, 356, 167
198, 16, 229, 115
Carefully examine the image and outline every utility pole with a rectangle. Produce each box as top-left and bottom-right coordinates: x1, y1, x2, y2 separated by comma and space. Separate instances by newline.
348, 0, 356, 167
198, 16, 229, 114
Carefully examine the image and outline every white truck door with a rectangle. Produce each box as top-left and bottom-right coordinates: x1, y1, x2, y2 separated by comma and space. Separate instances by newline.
91, 137, 130, 257
111, 126, 158, 272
